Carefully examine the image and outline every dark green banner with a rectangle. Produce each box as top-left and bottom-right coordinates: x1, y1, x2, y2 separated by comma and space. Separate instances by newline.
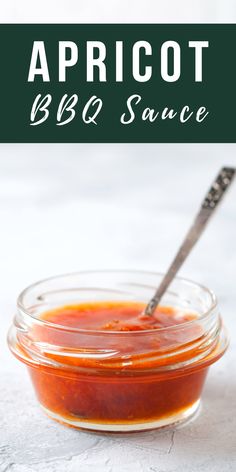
0, 24, 235, 142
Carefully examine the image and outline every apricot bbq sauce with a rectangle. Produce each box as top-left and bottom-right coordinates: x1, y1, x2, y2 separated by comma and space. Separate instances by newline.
26, 301, 210, 428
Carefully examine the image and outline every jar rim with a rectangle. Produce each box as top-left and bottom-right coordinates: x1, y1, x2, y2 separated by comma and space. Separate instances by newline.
17, 269, 218, 335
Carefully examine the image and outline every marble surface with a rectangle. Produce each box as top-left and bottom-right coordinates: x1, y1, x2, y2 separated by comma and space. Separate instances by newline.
0, 144, 236, 471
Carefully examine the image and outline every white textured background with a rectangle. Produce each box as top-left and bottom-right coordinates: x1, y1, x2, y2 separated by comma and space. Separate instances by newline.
1, 1, 236, 471
0, 144, 236, 472
0, 0, 236, 23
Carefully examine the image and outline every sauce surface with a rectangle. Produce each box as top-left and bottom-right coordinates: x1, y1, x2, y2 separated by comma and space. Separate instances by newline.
41, 301, 196, 331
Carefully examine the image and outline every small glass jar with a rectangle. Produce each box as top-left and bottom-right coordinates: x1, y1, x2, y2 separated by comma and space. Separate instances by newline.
8, 271, 228, 433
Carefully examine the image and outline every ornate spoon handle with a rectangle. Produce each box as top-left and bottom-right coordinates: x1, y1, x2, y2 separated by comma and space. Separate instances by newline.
144, 167, 236, 316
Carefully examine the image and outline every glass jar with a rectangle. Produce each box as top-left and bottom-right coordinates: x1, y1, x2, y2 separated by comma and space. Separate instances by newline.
8, 270, 228, 433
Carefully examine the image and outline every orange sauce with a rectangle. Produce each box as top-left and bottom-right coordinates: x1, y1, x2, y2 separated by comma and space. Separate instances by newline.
41, 301, 196, 330
27, 301, 209, 426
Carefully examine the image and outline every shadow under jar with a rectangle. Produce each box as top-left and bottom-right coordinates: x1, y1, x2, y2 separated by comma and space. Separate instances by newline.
8, 271, 228, 433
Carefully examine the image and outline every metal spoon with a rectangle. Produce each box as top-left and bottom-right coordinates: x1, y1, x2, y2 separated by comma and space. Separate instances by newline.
144, 167, 236, 317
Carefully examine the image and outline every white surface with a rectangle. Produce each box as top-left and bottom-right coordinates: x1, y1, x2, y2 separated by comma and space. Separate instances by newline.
0, 144, 236, 471
0, 0, 236, 23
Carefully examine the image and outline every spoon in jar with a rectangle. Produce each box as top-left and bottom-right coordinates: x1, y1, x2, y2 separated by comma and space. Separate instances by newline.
143, 166, 236, 317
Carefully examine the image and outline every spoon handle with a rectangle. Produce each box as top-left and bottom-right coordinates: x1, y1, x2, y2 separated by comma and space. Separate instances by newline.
144, 167, 236, 316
